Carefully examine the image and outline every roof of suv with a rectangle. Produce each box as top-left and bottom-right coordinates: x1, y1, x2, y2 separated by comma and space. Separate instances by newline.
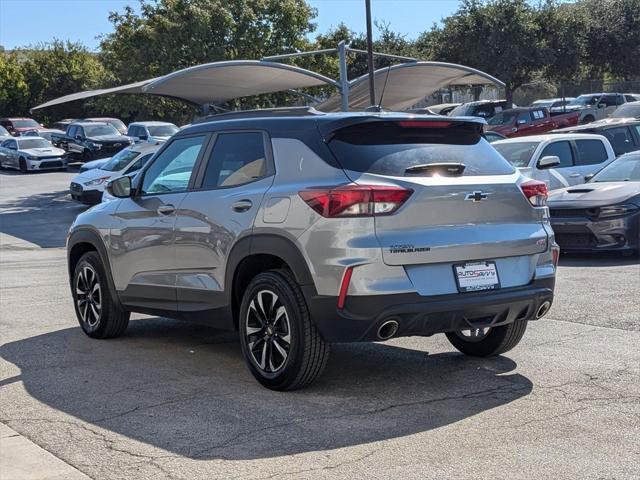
552, 117, 640, 133
493, 133, 610, 144
128, 121, 176, 127
184, 108, 486, 137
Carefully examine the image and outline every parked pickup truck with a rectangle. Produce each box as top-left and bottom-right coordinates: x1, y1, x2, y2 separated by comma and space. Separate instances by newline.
561, 93, 626, 124
486, 107, 580, 138
51, 122, 132, 161
492, 133, 616, 190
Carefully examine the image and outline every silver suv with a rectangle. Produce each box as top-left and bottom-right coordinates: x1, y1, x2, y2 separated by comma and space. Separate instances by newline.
67, 109, 558, 390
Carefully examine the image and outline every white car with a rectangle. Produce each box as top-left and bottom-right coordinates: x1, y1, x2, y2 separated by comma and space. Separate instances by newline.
0, 136, 67, 172
70, 143, 159, 204
126, 121, 179, 144
492, 133, 616, 190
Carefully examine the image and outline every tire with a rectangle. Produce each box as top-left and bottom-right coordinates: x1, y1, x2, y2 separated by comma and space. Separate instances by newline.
445, 320, 528, 357
81, 150, 92, 162
72, 251, 130, 339
238, 269, 329, 391
581, 115, 595, 124
19, 157, 28, 173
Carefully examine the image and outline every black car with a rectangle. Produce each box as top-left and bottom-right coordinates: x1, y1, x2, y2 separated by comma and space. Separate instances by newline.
548, 151, 640, 255
552, 118, 640, 156
50, 122, 133, 161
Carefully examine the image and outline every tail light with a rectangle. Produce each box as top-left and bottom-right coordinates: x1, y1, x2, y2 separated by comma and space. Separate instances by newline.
520, 180, 548, 206
299, 185, 413, 218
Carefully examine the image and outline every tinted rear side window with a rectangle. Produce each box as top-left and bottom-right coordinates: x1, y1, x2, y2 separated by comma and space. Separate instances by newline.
327, 122, 515, 176
575, 139, 608, 165
603, 127, 635, 155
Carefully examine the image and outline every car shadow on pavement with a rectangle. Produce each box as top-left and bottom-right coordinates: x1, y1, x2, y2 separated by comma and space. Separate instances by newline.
0, 318, 532, 460
0, 189, 87, 248
558, 252, 639, 267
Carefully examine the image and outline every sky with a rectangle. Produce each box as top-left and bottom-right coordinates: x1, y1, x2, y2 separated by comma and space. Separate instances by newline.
0, 0, 461, 51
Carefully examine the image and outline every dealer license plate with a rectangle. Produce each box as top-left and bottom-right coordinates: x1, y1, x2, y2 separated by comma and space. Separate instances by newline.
453, 261, 500, 292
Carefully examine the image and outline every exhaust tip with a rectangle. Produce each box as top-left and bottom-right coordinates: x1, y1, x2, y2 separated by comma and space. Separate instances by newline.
536, 301, 551, 319
377, 320, 399, 340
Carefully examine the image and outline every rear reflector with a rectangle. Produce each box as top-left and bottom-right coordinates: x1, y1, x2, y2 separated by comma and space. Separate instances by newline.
299, 185, 413, 218
520, 180, 548, 206
337, 266, 354, 310
552, 245, 560, 267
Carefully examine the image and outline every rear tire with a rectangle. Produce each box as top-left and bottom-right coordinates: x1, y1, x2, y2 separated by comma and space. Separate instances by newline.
581, 115, 595, 124
72, 252, 129, 339
19, 157, 28, 173
445, 320, 528, 357
238, 269, 329, 391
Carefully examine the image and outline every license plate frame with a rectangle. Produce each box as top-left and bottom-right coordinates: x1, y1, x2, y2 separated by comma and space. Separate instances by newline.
453, 260, 501, 293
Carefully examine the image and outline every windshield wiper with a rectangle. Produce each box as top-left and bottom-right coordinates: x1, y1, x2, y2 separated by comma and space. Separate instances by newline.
404, 163, 466, 176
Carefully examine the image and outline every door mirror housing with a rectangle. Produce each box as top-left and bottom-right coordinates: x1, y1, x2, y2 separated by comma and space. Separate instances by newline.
537, 155, 561, 169
106, 175, 133, 198
584, 173, 595, 182
597, 103, 607, 109
75, 135, 83, 140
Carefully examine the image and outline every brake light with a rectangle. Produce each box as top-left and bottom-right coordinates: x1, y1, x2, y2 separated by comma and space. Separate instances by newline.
397, 121, 452, 128
520, 180, 548, 206
299, 185, 413, 218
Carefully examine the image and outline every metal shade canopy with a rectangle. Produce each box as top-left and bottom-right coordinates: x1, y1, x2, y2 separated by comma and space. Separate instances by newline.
31, 60, 338, 111
317, 61, 505, 112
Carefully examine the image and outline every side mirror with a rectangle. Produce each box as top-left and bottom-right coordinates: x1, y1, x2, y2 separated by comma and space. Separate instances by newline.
537, 155, 561, 169
584, 173, 595, 182
106, 175, 133, 198
75, 135, 83, 140
138, 134, 148, 141
598, 103, 607, 109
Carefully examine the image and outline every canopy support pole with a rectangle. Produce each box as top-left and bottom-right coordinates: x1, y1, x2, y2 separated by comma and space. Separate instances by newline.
338, 41, 349, 112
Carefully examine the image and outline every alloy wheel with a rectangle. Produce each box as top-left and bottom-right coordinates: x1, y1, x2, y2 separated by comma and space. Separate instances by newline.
245, 290, 291, 374
76, 265, 102, 327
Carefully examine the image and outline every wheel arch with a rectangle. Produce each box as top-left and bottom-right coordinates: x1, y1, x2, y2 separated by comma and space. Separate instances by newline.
68, 229, 122, 308
226, 234, 315, 328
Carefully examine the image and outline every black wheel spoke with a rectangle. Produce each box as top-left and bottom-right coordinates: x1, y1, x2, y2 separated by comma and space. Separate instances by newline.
246, 289, 291, 374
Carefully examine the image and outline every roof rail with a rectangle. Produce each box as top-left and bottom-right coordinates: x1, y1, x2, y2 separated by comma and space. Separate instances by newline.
194, 106, 325, 124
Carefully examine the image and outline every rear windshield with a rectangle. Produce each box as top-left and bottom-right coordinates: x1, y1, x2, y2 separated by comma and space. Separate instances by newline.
327, 121, 515, 177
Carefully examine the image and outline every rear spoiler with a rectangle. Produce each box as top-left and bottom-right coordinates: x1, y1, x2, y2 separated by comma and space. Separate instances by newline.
318, 115, 486, 142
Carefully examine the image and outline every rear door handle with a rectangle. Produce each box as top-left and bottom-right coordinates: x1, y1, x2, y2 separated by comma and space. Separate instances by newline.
157, 204, 176, 215
232, 199, 253, 212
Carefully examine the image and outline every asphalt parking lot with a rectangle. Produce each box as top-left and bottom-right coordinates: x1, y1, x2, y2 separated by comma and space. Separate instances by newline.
1, 169, 638, 480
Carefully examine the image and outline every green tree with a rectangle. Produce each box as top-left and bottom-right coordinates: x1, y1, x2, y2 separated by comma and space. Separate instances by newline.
0, 53, 29, 115
417, 0, 547, 103
21, 40, 110, 123
580, 0, 640, 81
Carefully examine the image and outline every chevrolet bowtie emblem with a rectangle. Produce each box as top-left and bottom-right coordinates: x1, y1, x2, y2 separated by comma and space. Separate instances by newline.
465, 191, 489, 202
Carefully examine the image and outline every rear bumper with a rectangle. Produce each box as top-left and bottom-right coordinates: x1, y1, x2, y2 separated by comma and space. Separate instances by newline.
303, 277, 555, 343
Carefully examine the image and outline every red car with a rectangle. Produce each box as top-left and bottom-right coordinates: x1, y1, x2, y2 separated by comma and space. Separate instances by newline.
0, 118, 45, 137
486, 107, 579, 138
